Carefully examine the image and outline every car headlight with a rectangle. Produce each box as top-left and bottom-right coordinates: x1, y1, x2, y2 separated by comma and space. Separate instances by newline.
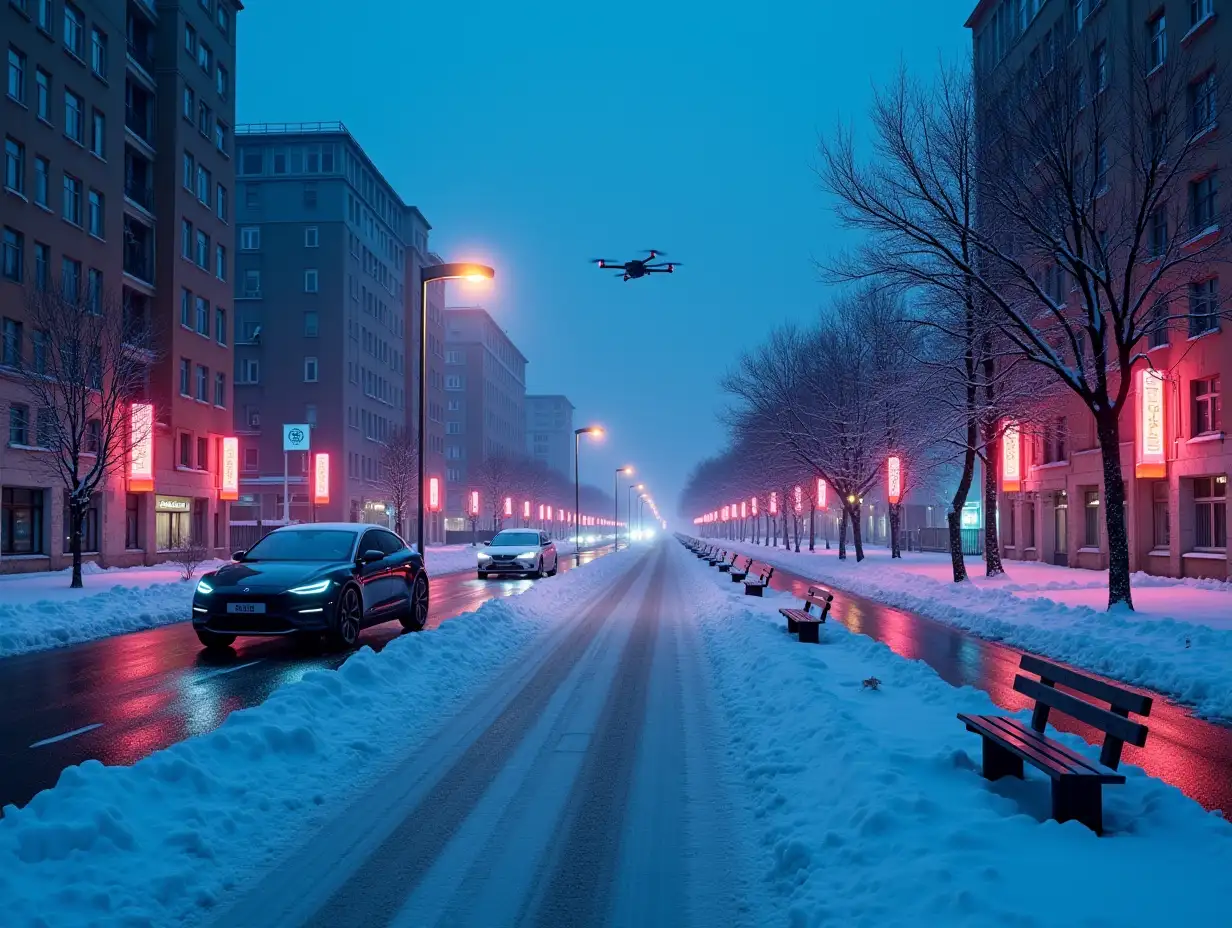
288, 579, 333, 595
517, 551, 539, 560
478, 552, 492, 562
195, 578, 213, 595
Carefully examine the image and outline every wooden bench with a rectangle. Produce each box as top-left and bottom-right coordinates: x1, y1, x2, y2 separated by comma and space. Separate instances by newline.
777, 585, 834, 644
696, 544, 715, 560
742, 561, 774, 596
957, 654, 1151, 835
706, 549, 727, 567
728, 555, 753, 582
716, 551, 738, 572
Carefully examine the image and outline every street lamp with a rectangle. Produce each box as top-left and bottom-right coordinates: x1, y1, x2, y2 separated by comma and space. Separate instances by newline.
574, 425, 603, 563
614, 466, 633, 549
416, 261, 494, 557
627, 482, 644, 542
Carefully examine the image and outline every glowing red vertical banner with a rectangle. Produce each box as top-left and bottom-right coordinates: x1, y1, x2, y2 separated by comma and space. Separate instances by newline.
504, 496, 513, 518
469, 491, 480, 516
220, 437, 239, 501
751, 497, 758, 516
313, 453, 330, 505
887, 456, 903, 504
1002, 424, 1021, 492
428, 477, 441, 512
523, 500, 531, 519
1137, 368, 1167, 478
816, 478, 827, 509
793, 485, 803, 513
129, 403, 155, 492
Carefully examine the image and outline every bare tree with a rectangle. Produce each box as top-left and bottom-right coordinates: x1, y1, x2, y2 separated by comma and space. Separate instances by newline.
472, 455, 518, 531
170, 536, 210, 581
10, 283, 154, 587
377, 428, 417, 541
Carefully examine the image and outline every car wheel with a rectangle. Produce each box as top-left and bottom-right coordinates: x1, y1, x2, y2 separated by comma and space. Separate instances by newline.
327, 585, 363, 649
548, 555, 559, 577
478, 572, 488, 580
536, 558, 547, 579
400, 574, 429, 632
195, 629, 236, 650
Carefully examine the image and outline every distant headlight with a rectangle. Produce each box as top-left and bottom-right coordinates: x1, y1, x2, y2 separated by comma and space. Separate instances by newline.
517, 551, 539, 560
478, 552, 492, 562
288, 579, 333, 595
195, 578, 213, 595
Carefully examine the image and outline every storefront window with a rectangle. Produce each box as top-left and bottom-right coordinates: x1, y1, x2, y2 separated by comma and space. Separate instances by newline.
62, 492, 100, 553
192, 498, 207, 546
155, 496, 192, 550
1083, 489, 1100, 547
125, 493, 142, 549
2, 487, 45, 554
1152, 482, 1170, 550
1194, 476, 1227, 550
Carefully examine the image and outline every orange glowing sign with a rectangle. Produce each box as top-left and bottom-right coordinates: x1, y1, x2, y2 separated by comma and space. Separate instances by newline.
888, 456, 903, 504
220, 437, 239, 500
129, 403, 155, 492
1137, 368, 1166, 478
816, 478, 827, 509
428, 476, 441, 512
469, 491, 480, 516
504, 496, 513, 517
1002, 424, 1021, 492
769, 492, 778, 515
313, 453, 330, 505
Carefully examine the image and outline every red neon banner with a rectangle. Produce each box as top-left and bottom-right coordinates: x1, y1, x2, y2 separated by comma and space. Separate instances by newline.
469, 491, 480, 516
1002, 424, 1021, 492
816, 478, 827, 509
428, 476, 441, 512
793, 485, 803, 513
523, 500, 531, 519
504, 496, 513, 517
887, 455, 903, 505
1137, 368, 1167, 478
751, 497, 758, 516
313, 453, 330, 505
769, 492, 778, 515
220, 437, 239, 501
129, 403, 154, 492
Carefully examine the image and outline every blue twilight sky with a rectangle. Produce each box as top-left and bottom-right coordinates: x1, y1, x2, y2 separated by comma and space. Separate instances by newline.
237, 0, 974, 521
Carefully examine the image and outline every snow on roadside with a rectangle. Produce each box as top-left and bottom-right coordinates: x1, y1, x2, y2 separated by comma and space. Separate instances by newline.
710, 539, 1232, 721
673, 544, 1232, 927
0, 545, 482, 660
0, 546, 636, 928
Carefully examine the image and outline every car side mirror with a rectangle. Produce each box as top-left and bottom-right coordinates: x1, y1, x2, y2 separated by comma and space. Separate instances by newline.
482, 540, 491, 546
360, 549, 385, 564
232, 550, 247, 562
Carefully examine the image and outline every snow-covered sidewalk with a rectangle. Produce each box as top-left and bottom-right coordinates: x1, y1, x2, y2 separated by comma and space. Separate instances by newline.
708, 539, 1232, 720
0, 547, 637, 927
0, 545, 482, 660
679, 546, 1232, 925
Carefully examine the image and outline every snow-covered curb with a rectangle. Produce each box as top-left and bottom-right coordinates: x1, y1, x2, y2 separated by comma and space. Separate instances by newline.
0, 547, 486, 660
675, 545, 1232, 925
708, 539, 1232, 721
0, 546, 636, 927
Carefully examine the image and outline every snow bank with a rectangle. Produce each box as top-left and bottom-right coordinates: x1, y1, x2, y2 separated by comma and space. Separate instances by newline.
676, 545, 1232, 926
712, 540, 1232, 720
0, 546, 485, 660
0, 546, 636, 927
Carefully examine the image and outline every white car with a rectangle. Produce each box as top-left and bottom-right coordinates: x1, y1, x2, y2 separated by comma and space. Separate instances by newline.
477, 530, 560, 580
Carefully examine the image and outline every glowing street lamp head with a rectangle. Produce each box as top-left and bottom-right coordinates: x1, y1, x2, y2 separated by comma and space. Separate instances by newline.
621, 465, 634, 475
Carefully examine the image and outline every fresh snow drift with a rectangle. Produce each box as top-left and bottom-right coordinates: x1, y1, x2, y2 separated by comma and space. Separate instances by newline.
712, 540, 1232, 720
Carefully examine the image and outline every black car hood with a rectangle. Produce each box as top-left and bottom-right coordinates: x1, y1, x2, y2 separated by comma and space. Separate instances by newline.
207, 560, 350, 592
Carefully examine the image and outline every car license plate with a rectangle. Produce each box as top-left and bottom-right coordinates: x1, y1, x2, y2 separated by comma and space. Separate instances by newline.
227, 602, 265, 614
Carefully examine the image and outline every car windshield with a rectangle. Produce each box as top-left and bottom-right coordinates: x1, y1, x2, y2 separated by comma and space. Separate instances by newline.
490, 531, 540, 548
243, 530, 356, 562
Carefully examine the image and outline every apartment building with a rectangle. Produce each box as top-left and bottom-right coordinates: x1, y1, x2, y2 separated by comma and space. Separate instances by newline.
525, 394, 573, 479
229, 122, 435, 537
2, 0, 239, 572
443, 306, 526, 523
968, 0, 1230, 579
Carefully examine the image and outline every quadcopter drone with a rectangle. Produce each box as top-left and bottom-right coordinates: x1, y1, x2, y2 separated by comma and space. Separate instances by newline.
591, 250, 680, 282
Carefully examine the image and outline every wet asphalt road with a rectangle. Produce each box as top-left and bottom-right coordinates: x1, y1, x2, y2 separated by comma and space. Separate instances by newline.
0, 544, 613, 812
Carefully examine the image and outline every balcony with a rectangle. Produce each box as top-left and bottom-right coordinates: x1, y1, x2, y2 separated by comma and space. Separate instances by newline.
123, 215, 155, 286
123, 144, 154, 214
122, 286, 153, 348
125, 1, 156, 80
124, 78, 155, 151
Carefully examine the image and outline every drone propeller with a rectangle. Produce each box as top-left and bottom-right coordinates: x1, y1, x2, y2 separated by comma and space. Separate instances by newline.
591, 258, 624, 269
642, 249, 667, 259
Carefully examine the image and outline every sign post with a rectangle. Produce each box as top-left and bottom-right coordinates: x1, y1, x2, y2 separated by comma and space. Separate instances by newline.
282, 424, 311, 524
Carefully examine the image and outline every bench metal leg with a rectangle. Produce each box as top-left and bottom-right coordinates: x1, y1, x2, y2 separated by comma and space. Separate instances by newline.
745, 585, 764, 596
785, 614, 799, 633
730, 574, 743, 582
798, 623, 820, 644
980, 738, 1024, 781
1052, 779, 1103, 835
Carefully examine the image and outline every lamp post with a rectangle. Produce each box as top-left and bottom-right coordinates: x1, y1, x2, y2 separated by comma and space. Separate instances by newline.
614, 466, 633, 549
416, 261, 494, 557
627, 482, 643, 543
574, 425, 603, 563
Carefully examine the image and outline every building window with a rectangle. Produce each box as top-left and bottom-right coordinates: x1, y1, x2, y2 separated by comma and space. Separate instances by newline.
4, 137, 24, 194
196, 229, 209, 268
216, 183, 227, 221
1152, 481, 1170, 549
1148, 13, 1166, 70
1194, 476, 1227, 550
1190, 71, 1216, 136
61, 256, 81, 299
182, 152, 194, 191
33, 155, 48, 206
1092, 42, 1107, 94
303, 310, 318, 337
63, 3, 84, 57
242, 268, 260, 297
1043, 416, 1068, 463
217, 3, 230, 34
125, 494, 141, 549
180, 287, 193, 328
90, 108, 105, 158
198, 100, 210, 136
184, 23, 196, 56
86, 267, 102, 313
183, 85, 194, 121
1083, 489, 1100, 547
90, 26, 107, 78
214, 120, 227, 154
215, 306, 226, 345
243, 445, 258, 472
1148, 206, 1168, 257
1191, 0, 1213, 27
1192, 376, 1221, 435
198, 40, 211, 73
181, 218, 193, 259
195, 295, 209, 336
195, 364, 208, 402
1189, 174, 1217, 232
62, 493, 99, 554
33, 242, 48, 291
304, 226, 319, 248
2, 487, 44, 555
445, 375, 461, 390
179, 357, 191, 396
216, 64, 228, 99
238, 358, 259, 383
34, 67, 49, 122
239, 148, 262, 175
195, 164, 210, 203
2, 228, 22, 283
1147, 299, 1170, 349
240, 225, 259, 249
2, 317, 21, 365
62, 172, 82, 224
7, 47, 27, 105
87, 189, 103, 237
304, 269, 318, 292
1188, 278, 1219, 337
64, 89, 83, 143
215, 243, 226, 280
214, 371, 226, 407
8, 402, 30, 445
36, 0, 52, 32
303, 356, 318, 382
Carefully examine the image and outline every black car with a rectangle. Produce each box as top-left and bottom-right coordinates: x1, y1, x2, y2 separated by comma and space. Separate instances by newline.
191, 522, 429, 650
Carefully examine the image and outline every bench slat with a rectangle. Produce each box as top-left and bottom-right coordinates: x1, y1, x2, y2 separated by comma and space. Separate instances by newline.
1013, 677, 1149, 747
959, 714, 1124, 782
1019, 654, 1153, 717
